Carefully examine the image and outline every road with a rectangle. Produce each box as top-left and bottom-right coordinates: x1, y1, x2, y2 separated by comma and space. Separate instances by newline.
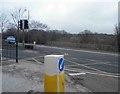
2, 44, 119, 92
34, 45, 119, 74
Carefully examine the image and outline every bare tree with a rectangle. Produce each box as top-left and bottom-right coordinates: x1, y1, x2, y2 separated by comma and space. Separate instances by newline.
10, 8, 26, 28
115, 25, 120, 52
79, 30, 93, 43
29, 20, 49, 30
0, 12, 9, 33
115, 25, 120, 35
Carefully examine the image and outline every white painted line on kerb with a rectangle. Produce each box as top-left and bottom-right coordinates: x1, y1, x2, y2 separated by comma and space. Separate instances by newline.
19, 58, 43, 65
20, 55, 43, 61
32, 58, 43, 65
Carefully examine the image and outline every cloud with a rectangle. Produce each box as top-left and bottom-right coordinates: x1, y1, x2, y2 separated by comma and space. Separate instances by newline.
0, 0, 119, 34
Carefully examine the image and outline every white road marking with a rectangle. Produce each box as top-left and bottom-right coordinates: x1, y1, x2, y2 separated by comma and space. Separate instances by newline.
65, 59, 108, 74
66, 57, 118, 67
64, 53, 68, 55
65, 60, 119, 77
85, 72, 119, 78
66, 68, 119, 78
66, 65, 78, 67
72, 58, 78, 59
65, 68, 79, 72
66, 57, 110, 66
102, 63, 118, 67
84, 62, 118, 67
70, 57, 100, 62
84, 62, 109, 65
69, 72, 86, 76
37, 45, 118, 56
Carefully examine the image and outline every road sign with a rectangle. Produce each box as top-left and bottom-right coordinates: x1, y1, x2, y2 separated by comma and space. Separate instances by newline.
58, 58, 64, 72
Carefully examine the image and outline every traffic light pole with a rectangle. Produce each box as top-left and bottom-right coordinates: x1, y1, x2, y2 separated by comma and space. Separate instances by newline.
23, 29, 25, 47
16, 21, 19, 63
22, 20, 25, 47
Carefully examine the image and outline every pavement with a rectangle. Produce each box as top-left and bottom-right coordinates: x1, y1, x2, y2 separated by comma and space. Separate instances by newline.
2, 60, 90, 92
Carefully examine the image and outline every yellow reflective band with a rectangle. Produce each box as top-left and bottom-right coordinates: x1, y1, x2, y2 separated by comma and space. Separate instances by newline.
44, 73, 64, 93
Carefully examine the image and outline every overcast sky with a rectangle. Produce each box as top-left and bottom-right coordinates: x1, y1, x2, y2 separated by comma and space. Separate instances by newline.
0, 0, 119, 34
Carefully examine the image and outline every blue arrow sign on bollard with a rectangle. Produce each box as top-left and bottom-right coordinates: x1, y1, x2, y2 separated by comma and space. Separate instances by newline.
58, 58, 64, 72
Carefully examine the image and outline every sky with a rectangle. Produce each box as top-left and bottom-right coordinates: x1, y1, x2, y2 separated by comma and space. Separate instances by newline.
0, 0, 119, 34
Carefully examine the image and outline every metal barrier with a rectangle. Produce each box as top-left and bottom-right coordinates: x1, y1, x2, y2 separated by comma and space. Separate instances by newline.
2, 40, 17, 61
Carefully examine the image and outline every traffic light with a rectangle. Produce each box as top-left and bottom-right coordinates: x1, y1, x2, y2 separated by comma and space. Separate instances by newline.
19, 20, 29, 29
24, 20, 29, 29
20, 20, 23, 30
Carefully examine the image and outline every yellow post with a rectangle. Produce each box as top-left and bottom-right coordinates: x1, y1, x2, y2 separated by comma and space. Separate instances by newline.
44, 55, 64, 93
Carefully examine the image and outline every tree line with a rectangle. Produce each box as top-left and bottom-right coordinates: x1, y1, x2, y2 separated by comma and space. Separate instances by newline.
2, 27, 118, 52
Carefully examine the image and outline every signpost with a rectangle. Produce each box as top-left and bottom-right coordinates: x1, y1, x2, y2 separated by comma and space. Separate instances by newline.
44, 55, 64, 92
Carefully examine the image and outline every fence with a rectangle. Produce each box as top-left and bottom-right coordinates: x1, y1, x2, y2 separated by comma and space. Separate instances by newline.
2, 40, 17, 61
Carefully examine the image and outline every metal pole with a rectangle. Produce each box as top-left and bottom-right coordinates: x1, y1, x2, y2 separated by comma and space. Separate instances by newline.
16, 39, 18, 63
22, 20, 25, 47
16, 21, 19, 63
23, 29, 25, 47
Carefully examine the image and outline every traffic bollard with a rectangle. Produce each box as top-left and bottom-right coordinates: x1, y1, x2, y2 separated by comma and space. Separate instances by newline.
44, 55, 64, 92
